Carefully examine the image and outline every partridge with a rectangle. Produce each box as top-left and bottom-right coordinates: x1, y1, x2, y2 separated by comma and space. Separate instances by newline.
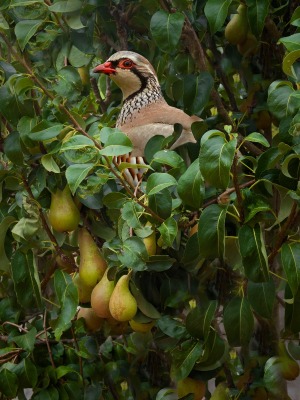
93, 51, 199, 157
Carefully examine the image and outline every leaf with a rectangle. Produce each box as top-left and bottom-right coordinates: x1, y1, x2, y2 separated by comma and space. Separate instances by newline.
3, 131, 24, 165
285, 285, 300, 334
281, 242, 300, 297
177, 158, 205, 209
279, 33, 300, 52
0, 12, 9, 30
204, 0, 232, 33
0, 216, 16, 273
157, 315, 187, 339
146, 172, 177, 195
11, 327, 37, 352
15, 19, 43, 51
244, 132, 270, 147
170, 339, 203, 381
29, 123, 64, 141
48, 0, 82, 13
150, 10, 185, 52
238, 224, 269, 282
186, 301, 217, 340
223, 297, 254, 346
66, 163, 94, 194
246, 0, 270, 36
145, 254, 175, 272
148, 189, 172, 219
183, 72, 214, 114
14, 358, 38, 389
197, 330, 226, 370
121, 201, 144, 230
130, 284, 161, 319
152, 150, 186, 174
41, 154, 60, 173
11, 249, 42, 309
99, 130, 133, 156
198, 204, 227, 259
267, 81, 297, 119
157, 217, 178, 248
282, 50, 300, 80
52, 270, 78, 340
0, 368, 18, 398
60, 135, 94, 151
117, 237, 148, 271
248, 279, 275, 319
199, 131, 237, 189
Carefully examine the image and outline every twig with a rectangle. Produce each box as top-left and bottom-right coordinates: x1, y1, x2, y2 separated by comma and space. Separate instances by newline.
232, 154, 244, 223
44, 310, 56, 368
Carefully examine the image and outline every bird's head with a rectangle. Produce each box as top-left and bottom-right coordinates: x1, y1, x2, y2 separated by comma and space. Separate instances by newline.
93, 51, 160, 100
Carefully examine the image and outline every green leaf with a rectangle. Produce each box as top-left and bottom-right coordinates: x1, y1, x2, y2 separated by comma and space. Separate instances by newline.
41, 154, 60, 173
0, 216, 16, 273
0, 368, 18, 398
157, 315, 186, 339
170, 339, 203, 381
11, 327, 37, 352
199, 131, 237, 189
198, 204, 227, 259
121, 201, 143, 229
186, 301, 217, 340
248, 280, 275, 319
267, 81, 297, 119
279, 33, 300, 52
66, 163, 94, 194
152, 150, 186, 174
0, 12, 9, 30
204, 0, 232, 34
29, 122, 64, 141
146, 172, 177, 195
197, 330, 226, 370
52, 270, 78, 340
243, 188, 271, 222
11, 249, 42, 309
15, 19, 43, 51
146, 254, 175, 272
177, 158, 205, 209
246, 0, 270, 36
60, 135, 94, 151
56, 365, 82, 380
285, 285, 300, 334
148, 189, 172, 219
244, 132, 270, 147
130, 284, 161, 319
103, 192, 128, 209
282, 50, 300, 80
157, 217, 178, 248
183, 72, 214, 114
281, 242, 300, 297
3, 131, 24, 165
117, 237, 148, 271
99, 130, 133, 156
48, 0, 82, 13
238, 224, 269, 282
150, 10, 185, 52
14, 358, 38, 389
223, 297, 254, 346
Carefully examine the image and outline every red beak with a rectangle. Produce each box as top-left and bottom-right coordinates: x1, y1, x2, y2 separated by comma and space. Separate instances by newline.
93, 61, 116, 75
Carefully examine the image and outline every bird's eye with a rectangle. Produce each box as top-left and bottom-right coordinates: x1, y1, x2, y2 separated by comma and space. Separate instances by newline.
120, 59, 133, 68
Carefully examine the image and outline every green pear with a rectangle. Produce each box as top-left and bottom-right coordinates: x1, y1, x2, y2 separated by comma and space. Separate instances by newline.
109, 273, 137, 322
73, 273, 93, 303
48, 185, 80, 232
91, 269, 115, 318
278, 341, 300, 380
225, 4, 248, 45
177, 377, 206, 400
78, 228, 107, 287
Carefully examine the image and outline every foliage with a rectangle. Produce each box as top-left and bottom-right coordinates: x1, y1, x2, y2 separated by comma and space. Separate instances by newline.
0, 0, 300, 399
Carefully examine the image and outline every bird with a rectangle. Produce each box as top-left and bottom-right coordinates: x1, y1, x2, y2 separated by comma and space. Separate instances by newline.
93, 51, 200, 158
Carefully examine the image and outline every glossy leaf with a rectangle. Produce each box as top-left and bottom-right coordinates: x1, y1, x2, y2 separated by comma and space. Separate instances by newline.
279, 33, 300, 52
11, 327, 37, 352
246, 0, 270, 36
99, 130, 133, 156
223, 297, 254, 346
146, 172, 177, 195
204, 0, 232, 34
282, 50, 300, 80
66, 163, 94, 194
157, 217, 178, 248
267, 81, 297, 119
0, 368, 18, 398
177, 158, 205, 209
157, 315, 187, 339
29, 123, 64, 141
0, 216, 16, 273
150, 10, 185, 52
186, 300, 217, 340
247, 280, 275, 319
48, 0, 82, 13
285, 285, 300, 334
60, 135, 94, 151
281, 242, 300, 296
199, 131, 237, 189
117, 236, 148, 271
148, 189, 172, 219
15, 19, 43, 51
198, 204, 227, 259
238, 224, 269, 282
170, 339, 203, 381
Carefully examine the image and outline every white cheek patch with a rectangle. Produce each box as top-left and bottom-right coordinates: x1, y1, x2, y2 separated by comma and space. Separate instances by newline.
111, 69, 142, 99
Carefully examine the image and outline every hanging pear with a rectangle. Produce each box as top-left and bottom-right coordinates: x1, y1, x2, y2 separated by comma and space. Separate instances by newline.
91, 269, 115, 318
78, 228, 107, 287
73, 273, 94, 303
48, 185, 80, 232
109, 273, 137, 322
225, 4, 248, 45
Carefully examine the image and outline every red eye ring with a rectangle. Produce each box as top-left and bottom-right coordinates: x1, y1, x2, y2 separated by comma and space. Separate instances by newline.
119, 59, 134, 69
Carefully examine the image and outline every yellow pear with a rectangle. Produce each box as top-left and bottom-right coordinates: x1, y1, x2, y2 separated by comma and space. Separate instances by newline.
143, 222, 156, 256
73, 273, 93, 303
177, 377, 206, 400
211, 382, 230, 400
225, 4, 248, 45
237, 32, 259, 56
77, 307, 104, 332
277, 341, 300, 380
78, 228, 107, 287
129, 319, 155, 333
48, 185, 80, 232
109, 273, 137, 322
91, 269, 115, 318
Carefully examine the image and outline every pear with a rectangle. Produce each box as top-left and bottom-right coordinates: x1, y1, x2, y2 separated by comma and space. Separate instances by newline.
211, 382, 230, 400
78, 228, 107, 287
143, 222, 156, 256
109, 273, 137, 322
73, 273, 93, 303
91, 269, 115, 318
225, 4, 248, 45
48, 185, 80, 232
77, 307, 104, 332
177, 377, 206, 400
277, 341, 300, 380
237, 32, 259, 56
129, 319, 155, 333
